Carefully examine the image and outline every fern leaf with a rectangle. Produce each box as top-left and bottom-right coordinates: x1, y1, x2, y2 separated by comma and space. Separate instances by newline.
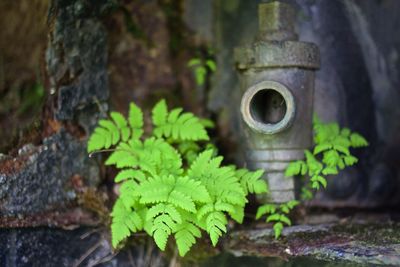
98, 120, 120, 145
152, 100, 209, 141
174, 176, 211, 203
87, 127, 111, 152
129, 103, 144, 139
151, 213, 178, 250
110, 112, 127, 128
169, 190, 196, 212
111, 199, 143, 247
273, 222, 284, 239
119, 180, 139, 209
237, 169, 267, 194
322, 166, 338, 175
146, 203, 182, 224
311, 175, 327, 188
152, 99, 168, 126
106, 149, 138, 168
344, 155, 358, 166
206, 59, 217, 72
187, 58, 201, 67
138, 138, 183, 177
188, 149, 214, 178
279, 214, 292, 226
215, 202, 235, 213
197, 203, 214, 221
286, 200, 299, 209
206, 211, 227, 246
266, 213, 281, 222
256, 204, 276, 219
152, 223, 171, 251
175, 221, 202, 256
313, 143, 332, 155
228, 205, 245, 224
115, 169, 146, 183
322, 150, 340, 167
136, 176, 172, 204
285, 161, 302, 176
350, 133, 368, 147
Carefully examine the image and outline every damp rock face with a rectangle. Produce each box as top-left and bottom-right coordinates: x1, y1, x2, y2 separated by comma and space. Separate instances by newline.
226, 223, 400, 266
0, 130, 99, 216
46, 0, 112, 128
0, 0, 111, 218
0, 227, 165, 267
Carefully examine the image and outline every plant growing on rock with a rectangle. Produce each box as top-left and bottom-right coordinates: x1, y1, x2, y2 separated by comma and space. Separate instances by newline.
87, 99, 268, 256
256, 115, 368, 238
286, 115, 368, 200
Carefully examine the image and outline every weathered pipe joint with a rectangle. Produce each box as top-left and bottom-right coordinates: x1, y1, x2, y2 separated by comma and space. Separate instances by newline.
234, 1, 320, 203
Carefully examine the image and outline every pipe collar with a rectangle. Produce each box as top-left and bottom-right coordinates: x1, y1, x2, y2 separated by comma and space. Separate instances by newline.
241, 80, 295, 134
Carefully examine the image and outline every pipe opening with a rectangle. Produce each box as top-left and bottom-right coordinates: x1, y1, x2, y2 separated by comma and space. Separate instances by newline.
250, 89, 287, 124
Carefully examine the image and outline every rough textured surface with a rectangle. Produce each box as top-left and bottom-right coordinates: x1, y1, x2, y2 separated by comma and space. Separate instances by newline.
0, 0, 111, 218
0, 130, 99, 216
0, 227, 165, 267
226, 223, 400, 266
46, 0, 111, 126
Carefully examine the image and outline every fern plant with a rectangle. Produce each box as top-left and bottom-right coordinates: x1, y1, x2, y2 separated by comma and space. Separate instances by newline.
88, 99, 268, 256
187, 53, 216, 86
256, 200, 299, 238
285, 115, 369, 200
256, 115, 368, 238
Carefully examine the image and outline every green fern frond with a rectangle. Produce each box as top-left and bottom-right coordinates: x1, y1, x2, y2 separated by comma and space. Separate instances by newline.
146, 203, 182, 224
174, 176, 211, 203
197, 203, 214, 221
128, 103, 144, 139
105, 142, 139, 168
88, 111, 135, 153
175, 221, 202, 256
152, 99, 168, 126
256, 204, 276, 219
350, 133, 369, 147
205, 211, 227, 246
236, 169, 267, 194
137, 175, 197, 212
115, 169, 146, 183
151, 99, 209, 141
119, 180, 139, 209
151, 215, 174, 250
228, 205, 245, 224
136, 176, 171, 204
88, 100, 270, 256
168, 190, 197, 212
111, 199, 143, 248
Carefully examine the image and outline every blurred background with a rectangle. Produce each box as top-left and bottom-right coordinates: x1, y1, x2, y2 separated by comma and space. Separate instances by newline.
0, 0, 400, 265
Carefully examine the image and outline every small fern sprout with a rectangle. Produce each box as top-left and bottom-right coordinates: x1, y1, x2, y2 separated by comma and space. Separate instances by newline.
87, 99, 268, 256
285, 114, 368, 200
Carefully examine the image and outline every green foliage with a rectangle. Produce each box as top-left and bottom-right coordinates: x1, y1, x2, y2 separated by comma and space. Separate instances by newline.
187, 52, 216, 86
256, 200, 299, 238
257, 115, 368, 239
285, 115, 368, 200
88, 99, 267, 256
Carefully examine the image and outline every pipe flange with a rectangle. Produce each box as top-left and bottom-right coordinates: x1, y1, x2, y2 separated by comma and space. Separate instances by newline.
241, 80, 295, 134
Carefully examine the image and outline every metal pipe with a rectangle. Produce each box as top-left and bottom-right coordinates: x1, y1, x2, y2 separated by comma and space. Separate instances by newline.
234, 1, 320, 203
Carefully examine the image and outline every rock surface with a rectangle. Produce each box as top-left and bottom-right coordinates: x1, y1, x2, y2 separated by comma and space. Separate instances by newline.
226, 223, 400, 266
0, 227, 164, 267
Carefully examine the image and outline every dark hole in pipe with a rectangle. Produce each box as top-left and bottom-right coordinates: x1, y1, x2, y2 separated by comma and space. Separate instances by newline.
250, 89, 287, 124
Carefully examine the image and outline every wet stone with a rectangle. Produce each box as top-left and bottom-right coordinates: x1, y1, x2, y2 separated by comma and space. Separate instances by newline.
0, 130, 100, 216
226, 223, 400, 266
0, 227, 165, 267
